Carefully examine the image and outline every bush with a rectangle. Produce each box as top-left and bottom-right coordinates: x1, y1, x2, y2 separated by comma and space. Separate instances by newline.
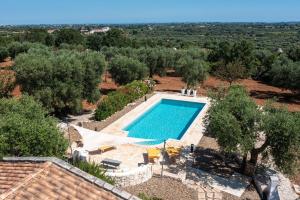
0, 47, 9, 62
0, 96, 68, 157
95, 81, 149, 121
72, 160, 115, 185
122, 80, 150, 101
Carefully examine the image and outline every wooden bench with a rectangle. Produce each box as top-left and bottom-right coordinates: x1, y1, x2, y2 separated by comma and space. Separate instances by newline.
101, 158, 121, 169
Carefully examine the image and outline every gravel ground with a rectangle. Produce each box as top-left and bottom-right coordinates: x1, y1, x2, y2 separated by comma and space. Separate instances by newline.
222, 185, 261, 200
125, 176, 198, 200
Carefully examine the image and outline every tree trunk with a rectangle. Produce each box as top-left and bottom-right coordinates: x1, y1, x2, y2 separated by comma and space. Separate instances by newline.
249, 138, 270, 168
241, 153, 248, 172
149, 70, 154, 78
250, 149, 260, 166
240, 138, 270, 175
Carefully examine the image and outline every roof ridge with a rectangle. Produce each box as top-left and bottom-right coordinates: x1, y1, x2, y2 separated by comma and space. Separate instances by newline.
0, 161, 52, 200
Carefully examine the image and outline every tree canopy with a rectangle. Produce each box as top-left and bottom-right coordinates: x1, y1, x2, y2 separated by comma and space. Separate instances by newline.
0, 96, 68, 158
207, 85, 300, 175
270, 56, 300, 92
14, 47, 106, 115
215, 61, 247, 85
54, 29, 84, 47
0, 47, 9, 62
109, 55, 148, 85
176, 55, 209, 88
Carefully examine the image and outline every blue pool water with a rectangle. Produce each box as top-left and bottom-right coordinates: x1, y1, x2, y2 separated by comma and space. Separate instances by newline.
124, 99, 205, 145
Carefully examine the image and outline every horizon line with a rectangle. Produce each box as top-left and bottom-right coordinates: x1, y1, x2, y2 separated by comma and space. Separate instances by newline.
1, 21, 300, 27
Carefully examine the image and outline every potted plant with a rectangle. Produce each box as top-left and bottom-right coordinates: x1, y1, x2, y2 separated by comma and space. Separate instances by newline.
187, 88, 191, 96
181, 87, 186, 96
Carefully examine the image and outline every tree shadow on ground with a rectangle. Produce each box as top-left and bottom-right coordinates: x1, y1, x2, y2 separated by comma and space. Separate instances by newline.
100, 88, 117, 95
250, 90, 300, 105
192, 147, 242, 178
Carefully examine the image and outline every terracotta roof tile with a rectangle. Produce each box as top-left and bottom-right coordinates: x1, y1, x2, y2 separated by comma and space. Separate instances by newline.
0, 158, 138, 200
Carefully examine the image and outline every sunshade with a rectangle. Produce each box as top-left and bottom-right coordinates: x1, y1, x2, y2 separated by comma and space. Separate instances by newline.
71, 125, 153, 151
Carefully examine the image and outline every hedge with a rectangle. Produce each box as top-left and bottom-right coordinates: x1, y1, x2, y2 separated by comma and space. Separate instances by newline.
94, 81, 150, 121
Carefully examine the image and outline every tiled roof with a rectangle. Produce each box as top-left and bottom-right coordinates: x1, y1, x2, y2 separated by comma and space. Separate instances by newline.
0, 157, 139, 200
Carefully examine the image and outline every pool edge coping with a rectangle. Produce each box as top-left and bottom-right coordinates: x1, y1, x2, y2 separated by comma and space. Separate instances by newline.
100, 92, 211, 147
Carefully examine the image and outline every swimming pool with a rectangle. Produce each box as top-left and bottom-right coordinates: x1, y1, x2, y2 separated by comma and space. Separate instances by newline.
123, 99, 205, 144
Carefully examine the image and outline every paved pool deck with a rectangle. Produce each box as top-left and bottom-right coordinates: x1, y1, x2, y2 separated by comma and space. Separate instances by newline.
100, 92, 210, 147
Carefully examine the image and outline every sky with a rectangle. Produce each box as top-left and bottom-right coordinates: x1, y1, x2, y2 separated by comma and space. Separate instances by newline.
1, 0, 300, 25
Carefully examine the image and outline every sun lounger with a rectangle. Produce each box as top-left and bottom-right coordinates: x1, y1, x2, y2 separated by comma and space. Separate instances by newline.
101, 158, 121, 169
166, 146, 182, 159
99, 145, 116, 153
147, 148, 161, 162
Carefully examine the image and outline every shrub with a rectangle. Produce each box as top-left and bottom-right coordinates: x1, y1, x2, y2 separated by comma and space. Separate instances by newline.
0, 96, 68, 157
72, 160, 115, 185
95, 81, 149, 121
95, 92, 131, 121
122, 80, 150, 101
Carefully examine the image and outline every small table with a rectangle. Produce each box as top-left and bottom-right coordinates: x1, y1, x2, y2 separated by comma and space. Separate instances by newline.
101, 158, 121, 169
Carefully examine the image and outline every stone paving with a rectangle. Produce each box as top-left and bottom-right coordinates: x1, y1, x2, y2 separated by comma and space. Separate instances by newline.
151, 148, 252, 200
151, 150, 224, 200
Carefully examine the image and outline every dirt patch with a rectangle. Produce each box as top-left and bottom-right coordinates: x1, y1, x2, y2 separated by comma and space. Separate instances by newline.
124, 176, 198, 200
99, 74, 118, 94
0, 58, 13, 68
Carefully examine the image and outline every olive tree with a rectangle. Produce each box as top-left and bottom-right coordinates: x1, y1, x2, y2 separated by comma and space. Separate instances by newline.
109, 56, 148, 85
0, 96, 68, 157
54, 29, 84, 47
176, 55, 209, 88
270, 56, 300, 93
0, 47, 9, 62
207, 85, 300, 175
215, 61, 247, 85
14, 48, 106, 115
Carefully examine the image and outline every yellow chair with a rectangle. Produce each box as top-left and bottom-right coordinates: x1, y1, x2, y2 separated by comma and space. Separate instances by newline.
147, 148, 161, 162
99, 145, 116, 153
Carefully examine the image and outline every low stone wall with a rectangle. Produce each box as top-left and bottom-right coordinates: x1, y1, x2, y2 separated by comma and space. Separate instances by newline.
106, 165, 153, 187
